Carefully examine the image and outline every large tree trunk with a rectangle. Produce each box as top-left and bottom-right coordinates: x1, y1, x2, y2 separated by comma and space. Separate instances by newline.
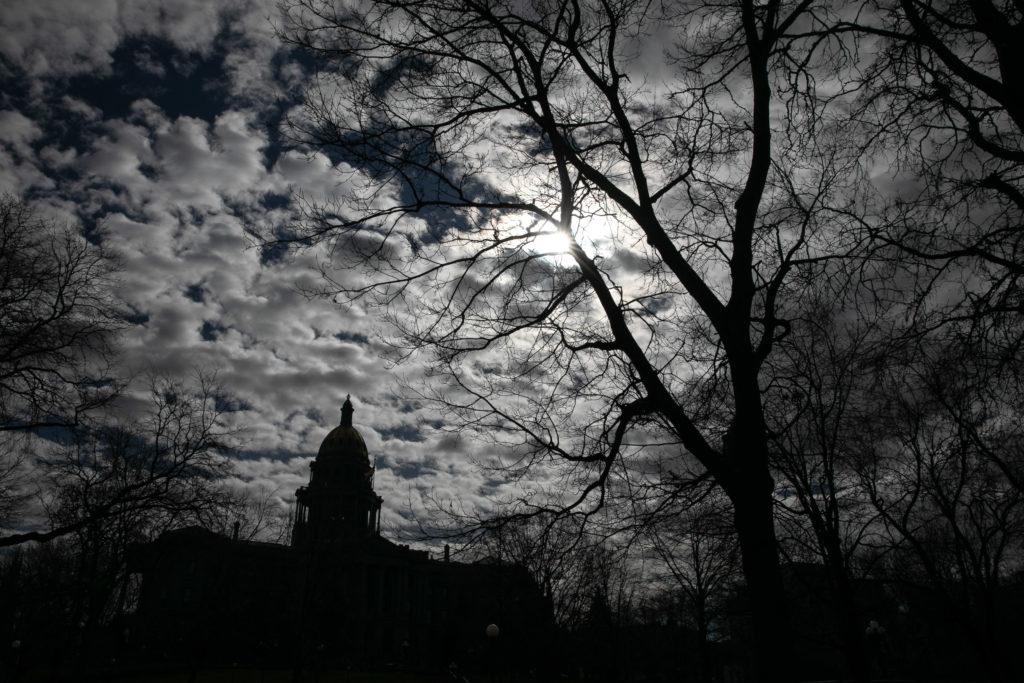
730, 472, 794, 683
694, 595, 711, 683
973, 594, 1012, 683
829, 562, 871, 683
960, 618, 1010, 683
819, 532, 871, 683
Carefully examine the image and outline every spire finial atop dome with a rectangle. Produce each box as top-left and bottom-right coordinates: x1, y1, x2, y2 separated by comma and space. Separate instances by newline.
341, 395, 354, 427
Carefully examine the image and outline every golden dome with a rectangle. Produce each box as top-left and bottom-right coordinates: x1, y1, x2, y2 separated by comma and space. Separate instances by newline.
316, 396, 369, 465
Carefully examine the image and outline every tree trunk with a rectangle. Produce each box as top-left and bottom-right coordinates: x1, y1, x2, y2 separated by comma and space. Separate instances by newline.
974, 593, 1012, 683
695, 597, 712, 683
829, 563, 871, 683
731, 477, 794, 683
963, 618, 1010, 683
815, 530, 871, 683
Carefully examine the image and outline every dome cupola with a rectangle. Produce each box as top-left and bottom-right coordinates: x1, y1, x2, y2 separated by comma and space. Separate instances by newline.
316, 395, 369, 466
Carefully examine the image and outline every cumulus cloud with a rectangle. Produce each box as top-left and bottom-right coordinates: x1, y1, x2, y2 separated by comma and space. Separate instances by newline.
1, 0, 239, 80
0, 110, 42, 153
0, 0, 533, 542
0, 109, 54, 193
72, 103, 470, 530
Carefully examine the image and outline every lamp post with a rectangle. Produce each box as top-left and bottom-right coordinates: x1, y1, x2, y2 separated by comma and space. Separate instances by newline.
485, 624, 499, 683
10, 640, 22, 683
865, 618, 887, 679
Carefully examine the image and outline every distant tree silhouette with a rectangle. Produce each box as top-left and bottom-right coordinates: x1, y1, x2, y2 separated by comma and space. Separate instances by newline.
0, 374, 241, 680
0, 196, 123, 433
0, 432, 28, 534
647, 489, 740, 683
0, 373, 236, 548
764, 270, 893, 683
474, 513, 624, 629
223, 484, 293, 543
849, 345, 1024, 683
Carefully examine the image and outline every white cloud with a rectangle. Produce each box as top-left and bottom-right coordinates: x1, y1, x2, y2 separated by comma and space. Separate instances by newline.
0, 109, 54, 194
0, 0, 123, 79
0, 1, 547, 541
1, 0, 221, 79
0, 0, 287, 107
44, 97, 461, 532
0, 110, 42, 154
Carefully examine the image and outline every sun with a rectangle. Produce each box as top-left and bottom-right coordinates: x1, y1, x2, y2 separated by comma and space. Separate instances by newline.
530, 229, 574, 259
508, 211, 617, 268
527, 213, 617, 267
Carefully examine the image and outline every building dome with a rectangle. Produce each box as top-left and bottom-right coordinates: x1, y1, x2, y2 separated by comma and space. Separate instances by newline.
316, 396, 369, 465
317, 424, 369, 462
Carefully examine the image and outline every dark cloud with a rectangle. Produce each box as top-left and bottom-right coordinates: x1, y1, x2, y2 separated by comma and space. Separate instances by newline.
378, 424, 426, 443
334, 330, 369, 345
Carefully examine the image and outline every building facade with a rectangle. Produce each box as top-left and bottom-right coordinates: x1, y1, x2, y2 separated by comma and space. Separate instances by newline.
128, 398, 551, 672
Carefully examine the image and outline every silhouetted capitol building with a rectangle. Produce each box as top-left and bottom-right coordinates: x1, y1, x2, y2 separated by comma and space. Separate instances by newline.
129, 398, 551, 672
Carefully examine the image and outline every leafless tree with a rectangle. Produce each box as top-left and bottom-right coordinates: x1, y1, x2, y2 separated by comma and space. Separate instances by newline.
0, 373, 237, 549
0, 433, 30, 531
224, 484, 293, 543
917, 352, 1024, 498
0, 196, 123, 432
814, 2, 1024, 352
746, 5, 1024, 678
647, 490, 740, 682
271, 1, 871, 677
0, 373, 241, 676
473, 512, 619, 628
763, 271, 897, 682
850, 347, 1024, 683
0, 196, 124, 540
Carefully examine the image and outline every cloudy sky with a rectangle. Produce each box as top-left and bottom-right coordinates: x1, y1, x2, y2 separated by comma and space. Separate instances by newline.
0, 0, 510, 537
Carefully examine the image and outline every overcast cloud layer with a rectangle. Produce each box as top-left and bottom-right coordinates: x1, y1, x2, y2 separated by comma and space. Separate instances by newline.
0, 0, 517, 538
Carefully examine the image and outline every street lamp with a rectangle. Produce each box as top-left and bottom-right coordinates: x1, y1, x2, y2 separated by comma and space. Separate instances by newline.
485, 624, 499, 683
11, 640, 22, 683
865, 618, 887, 679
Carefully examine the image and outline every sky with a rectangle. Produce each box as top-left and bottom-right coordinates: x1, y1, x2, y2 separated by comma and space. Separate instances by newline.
0, 0, 515, 538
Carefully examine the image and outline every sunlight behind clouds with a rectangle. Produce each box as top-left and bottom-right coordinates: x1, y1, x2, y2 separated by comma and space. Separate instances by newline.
520, 210, 619, 268
529, 226, 574, 265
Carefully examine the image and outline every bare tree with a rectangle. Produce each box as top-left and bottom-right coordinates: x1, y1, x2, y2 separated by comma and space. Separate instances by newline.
915, 350, 1024, 498
747, 5, 1024, 678
0, 373, 240, 677
816, 1, 1024, 351
0, 373, 236, 548
271, 1, 871, 678
850, 348, 1024, 683
225, 484, 293, 543
0, 196, 123, 432
0, 433, 30, 531
473, 513, 616, 629
0, 196, 124, 539
764, 272, 896, 682
648, 490, 740, 682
